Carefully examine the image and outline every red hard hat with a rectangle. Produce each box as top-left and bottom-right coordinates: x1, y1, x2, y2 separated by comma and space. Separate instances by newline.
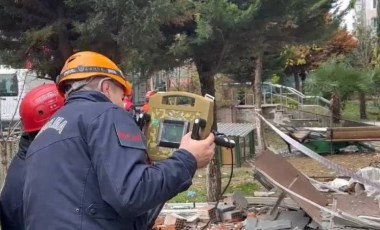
19, 83, 65, 133
123, 97, 134, 111
145, 90, 155, 99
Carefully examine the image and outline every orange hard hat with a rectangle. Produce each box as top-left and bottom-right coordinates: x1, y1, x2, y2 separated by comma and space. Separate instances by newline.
56, 51, 132, 96
145, 90, 155, 99
19, 83, 65, 133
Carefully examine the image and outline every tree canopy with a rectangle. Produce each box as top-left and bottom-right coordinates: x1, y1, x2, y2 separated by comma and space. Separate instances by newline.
0, 0, 352, 202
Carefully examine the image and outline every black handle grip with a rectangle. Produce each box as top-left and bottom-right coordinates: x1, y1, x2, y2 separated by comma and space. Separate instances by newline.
191, 118, 206, 140
214, 136, 236, 148
136, 113, 151, 130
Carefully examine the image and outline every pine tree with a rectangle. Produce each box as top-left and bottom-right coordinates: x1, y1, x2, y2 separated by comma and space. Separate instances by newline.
0, 0, 92, 78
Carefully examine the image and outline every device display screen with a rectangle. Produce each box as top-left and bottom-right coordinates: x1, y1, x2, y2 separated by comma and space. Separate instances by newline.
158, 120, 189, 148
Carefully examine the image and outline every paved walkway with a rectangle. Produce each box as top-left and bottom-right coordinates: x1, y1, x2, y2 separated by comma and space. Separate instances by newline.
361, 121, 380, 126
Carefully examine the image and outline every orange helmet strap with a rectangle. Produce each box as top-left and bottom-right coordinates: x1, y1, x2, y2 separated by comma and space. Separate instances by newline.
59, 66, 124, 80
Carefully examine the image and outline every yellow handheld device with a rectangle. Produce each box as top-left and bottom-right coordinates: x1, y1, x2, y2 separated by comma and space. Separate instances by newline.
143, 91, 215, 161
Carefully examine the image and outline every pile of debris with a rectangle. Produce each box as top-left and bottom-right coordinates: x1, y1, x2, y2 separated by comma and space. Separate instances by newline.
153, 150, 380, 230
154, 192, 315, 230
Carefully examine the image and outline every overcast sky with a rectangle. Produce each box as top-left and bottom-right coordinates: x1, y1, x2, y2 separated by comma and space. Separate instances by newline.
340, 0, 355, 31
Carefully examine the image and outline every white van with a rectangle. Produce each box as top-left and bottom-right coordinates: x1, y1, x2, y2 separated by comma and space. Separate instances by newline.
0, 66, 52, 130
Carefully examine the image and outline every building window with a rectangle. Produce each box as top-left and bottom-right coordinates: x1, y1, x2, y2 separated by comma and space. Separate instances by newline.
0, 74, 18, 97
371, 17, 378, 27
374, 0, 377, 9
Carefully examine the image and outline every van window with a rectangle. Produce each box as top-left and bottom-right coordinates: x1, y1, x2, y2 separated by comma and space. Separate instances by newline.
0, 74, 18, 96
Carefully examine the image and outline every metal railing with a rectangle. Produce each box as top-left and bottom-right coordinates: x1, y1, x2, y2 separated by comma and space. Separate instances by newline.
261, 82, 330, 116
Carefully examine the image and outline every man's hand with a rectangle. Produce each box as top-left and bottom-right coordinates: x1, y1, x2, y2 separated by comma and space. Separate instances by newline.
179, 132, 215, 169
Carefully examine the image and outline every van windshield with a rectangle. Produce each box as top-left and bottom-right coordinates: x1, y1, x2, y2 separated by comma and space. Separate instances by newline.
0, 74, 18, 96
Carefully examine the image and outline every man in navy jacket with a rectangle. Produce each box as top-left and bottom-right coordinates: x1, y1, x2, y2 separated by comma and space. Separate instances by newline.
23, 51, 215, 230
0, 83, 64, 230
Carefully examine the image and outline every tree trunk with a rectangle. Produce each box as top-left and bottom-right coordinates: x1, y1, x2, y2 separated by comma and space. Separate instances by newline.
49, 4, 73, 81
294, 72, 300, 91
57, 4, 73, 61
377, 0, 380, 45
359, 91, 367, 119
329, 92, 341, 124
195, 59, 221, 202
254, 53, 266, 153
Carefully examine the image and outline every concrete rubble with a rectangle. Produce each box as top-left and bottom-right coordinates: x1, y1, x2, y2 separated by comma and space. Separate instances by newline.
154, 150, 380, 230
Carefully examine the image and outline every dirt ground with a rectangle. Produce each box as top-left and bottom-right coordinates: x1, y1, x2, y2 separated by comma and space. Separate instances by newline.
286, 152, 379, 180
171, 152, 380, 202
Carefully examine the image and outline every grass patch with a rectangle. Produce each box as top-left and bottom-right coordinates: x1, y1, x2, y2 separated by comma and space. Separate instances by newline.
169, 187, 208, 203
342, 101, 379, 121
225, 182, 260, 195
169, 167, 259, 203
264, 129, 288, 150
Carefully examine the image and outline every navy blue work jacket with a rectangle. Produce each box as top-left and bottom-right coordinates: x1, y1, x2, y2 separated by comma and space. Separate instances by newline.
0, 133, 31, 230
23, 91, 197, 230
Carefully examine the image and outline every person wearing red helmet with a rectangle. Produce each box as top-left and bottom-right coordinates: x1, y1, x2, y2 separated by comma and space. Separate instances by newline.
124, 90, 135, 111
0, 83, 64, 230
140, 90, 155, 113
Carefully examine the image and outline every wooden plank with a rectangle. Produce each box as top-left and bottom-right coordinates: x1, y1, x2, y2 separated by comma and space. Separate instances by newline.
269, 176, 299, 216
165, 196, 300, 208
328, 126, 380, 141
289, 130, 311, 143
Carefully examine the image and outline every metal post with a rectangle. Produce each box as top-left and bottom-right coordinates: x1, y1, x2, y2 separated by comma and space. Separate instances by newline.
249, 131, 255, 157
0, 95, 2, 138
270, 84, 273, 104
234, 136, 241, 167
216, 145, 222, 167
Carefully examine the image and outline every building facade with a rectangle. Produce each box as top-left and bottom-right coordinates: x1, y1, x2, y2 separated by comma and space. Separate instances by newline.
355, 0, 378, 28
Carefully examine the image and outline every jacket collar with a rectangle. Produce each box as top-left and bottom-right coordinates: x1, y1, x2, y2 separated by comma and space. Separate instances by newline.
66, 91, 112, 104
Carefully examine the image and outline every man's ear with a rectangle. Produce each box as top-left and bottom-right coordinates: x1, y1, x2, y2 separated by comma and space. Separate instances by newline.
100, 80, 111, 94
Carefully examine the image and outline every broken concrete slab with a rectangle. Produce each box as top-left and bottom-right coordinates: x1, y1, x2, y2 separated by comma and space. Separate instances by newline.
245, 197, 300, 209
255, 150, 328, 224
216, 203, 235, 213
245, 220, 292, 230
163, 213, 187, 230
334, 194, 380, 218
221, 210, 244, 222
277, 210, 310, 229
197, 205, 217, 222
232, 191, 249, 210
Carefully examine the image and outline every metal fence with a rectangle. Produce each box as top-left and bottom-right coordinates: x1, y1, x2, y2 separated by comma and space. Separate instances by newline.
0, 139, 19, 187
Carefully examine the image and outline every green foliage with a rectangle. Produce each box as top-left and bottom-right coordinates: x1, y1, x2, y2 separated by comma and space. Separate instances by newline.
305, 58, 373, 103
342, 100, 380, 121
377, 0, 380, 40
270, 74, 281, 84
200, 0, 344, 83
168, 165, 260, 203
0, 0, 94, 78
0, 0, 346, 83
0, 0, 192, 79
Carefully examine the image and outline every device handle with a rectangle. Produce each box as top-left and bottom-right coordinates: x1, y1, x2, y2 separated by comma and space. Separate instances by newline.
191, 118, 206, 140
191, 119, 236, 149
137, 113, 151, 130
214, 136, 236, 149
